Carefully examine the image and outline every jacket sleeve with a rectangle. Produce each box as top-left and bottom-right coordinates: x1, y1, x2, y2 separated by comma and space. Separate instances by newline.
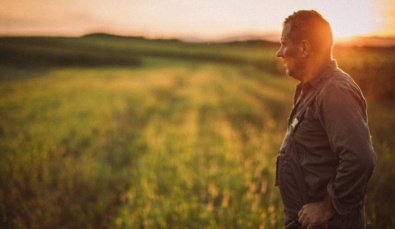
318, 80, 376, 215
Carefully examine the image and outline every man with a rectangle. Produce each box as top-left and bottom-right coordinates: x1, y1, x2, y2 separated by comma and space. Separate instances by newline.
275, 10, 376, 229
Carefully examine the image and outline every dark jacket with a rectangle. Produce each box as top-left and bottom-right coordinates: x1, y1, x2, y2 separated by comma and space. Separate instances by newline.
277, 60, 376, 228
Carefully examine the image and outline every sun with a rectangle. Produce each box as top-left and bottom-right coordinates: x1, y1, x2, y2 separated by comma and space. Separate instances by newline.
307, 0, 380, 38
324, 9, 378, 38
329, 14, 376, 38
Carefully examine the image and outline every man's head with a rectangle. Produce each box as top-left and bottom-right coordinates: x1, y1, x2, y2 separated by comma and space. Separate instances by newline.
276, 10, 333, 81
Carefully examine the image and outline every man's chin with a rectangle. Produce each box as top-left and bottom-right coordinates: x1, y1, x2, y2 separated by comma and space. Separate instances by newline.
285, 70, 301, 81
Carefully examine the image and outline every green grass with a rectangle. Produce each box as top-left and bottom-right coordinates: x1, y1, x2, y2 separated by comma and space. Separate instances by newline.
0, 35, 394, 228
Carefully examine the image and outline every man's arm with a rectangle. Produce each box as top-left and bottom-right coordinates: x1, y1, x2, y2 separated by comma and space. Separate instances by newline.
319, 82, 376, 215
298, 80, 376, 229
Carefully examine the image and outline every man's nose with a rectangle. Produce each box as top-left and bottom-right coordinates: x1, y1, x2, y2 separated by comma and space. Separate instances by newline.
276, 48, 283, 58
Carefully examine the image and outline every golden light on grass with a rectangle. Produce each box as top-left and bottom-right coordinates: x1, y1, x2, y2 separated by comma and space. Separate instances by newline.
2, 33, 394, 228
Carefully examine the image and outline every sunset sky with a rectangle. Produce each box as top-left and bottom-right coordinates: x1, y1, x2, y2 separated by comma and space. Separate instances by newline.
1, 0, 394, 40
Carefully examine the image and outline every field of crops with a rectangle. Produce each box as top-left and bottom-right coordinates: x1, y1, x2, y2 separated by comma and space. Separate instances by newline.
0, 35, 394, 228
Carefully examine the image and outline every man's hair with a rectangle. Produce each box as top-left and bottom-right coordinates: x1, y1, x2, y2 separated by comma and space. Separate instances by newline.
284, 10, 333, 54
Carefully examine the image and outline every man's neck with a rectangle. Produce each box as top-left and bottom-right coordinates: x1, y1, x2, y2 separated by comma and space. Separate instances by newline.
301, 56, 332, 83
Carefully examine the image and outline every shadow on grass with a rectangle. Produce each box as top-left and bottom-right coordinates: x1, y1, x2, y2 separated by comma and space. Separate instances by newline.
0, 37, 142, 81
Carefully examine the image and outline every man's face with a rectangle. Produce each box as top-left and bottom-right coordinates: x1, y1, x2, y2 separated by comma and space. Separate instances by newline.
276, 23, 305, 80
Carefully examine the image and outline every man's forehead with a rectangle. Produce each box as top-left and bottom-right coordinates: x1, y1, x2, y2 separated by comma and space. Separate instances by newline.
281, 23, 292, 40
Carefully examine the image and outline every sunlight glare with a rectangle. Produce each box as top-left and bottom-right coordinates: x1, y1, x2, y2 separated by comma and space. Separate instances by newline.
307, 0, 380, 38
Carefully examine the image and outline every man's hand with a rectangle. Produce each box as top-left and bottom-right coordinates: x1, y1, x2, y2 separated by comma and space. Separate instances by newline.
298, 195, 335, 229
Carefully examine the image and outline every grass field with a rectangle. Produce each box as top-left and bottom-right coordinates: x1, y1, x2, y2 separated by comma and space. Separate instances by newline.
0, 35, 394, 228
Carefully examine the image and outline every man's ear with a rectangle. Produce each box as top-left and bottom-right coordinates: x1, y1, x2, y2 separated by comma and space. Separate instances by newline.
300, 40, 311, 57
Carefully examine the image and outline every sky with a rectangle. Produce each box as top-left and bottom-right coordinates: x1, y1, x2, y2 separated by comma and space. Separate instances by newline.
1, 0, 394, 40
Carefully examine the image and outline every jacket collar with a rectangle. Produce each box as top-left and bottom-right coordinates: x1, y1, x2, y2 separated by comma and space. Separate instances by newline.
307, 60, 337, 89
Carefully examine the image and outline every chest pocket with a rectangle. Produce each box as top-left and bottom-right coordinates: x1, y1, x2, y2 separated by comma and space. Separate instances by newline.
295, 106, 325, 138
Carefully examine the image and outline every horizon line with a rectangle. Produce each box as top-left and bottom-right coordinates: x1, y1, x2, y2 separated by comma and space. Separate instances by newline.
2, 31, 395, 47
